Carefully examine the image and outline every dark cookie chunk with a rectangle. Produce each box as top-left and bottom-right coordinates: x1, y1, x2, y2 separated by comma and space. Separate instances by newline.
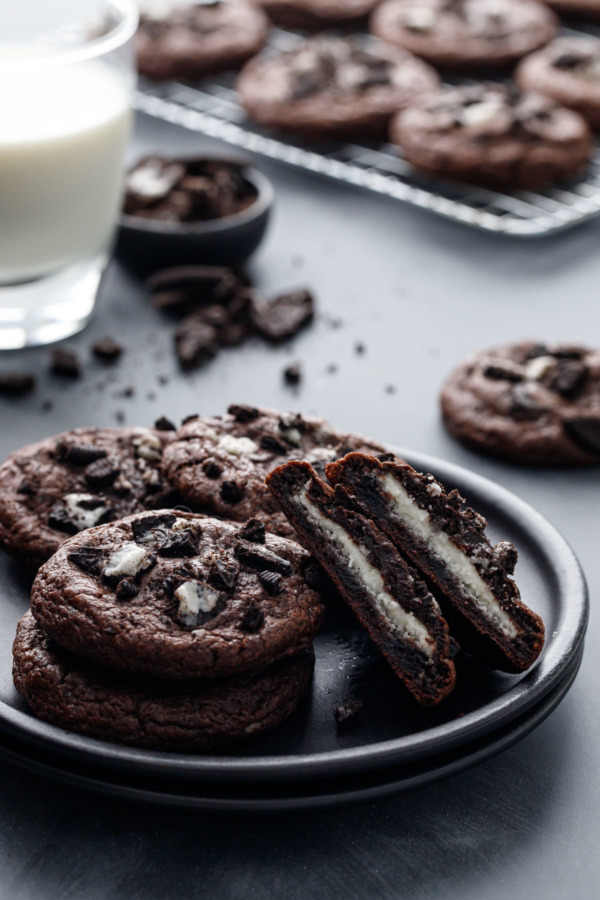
91, 336, 123, 363
239, 518, 266, 543
517, 37, 600, 130
0, 427, 175, 569
372, 0, 557, 71
0, 373, 36, 397
266, 461, 456, 706
334, 698, 363, 731
154, 416, 177, 432
30, 511, 324, 680
441, 341, 600, 465
250, 289, 314, 342
391, 83, 592, 191
254, 0, 379, 31
327, 453, 545, 673
13, 612, 315, 752
237, 35, 439, 141
136, 0, 269, 81
161, 406, 393, 539
239, 602, 266, 632
49, 348, 81, 379
174, 315, 219, 370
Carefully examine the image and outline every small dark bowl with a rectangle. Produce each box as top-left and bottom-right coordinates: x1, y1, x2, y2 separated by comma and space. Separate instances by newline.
116, 163, 274, 277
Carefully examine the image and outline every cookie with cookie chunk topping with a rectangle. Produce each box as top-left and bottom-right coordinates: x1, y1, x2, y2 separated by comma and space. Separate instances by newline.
391, 82, 592, 190
237, 35, 439, 141
136, 0, 269, 81
161, 405, 393, 538
371, 0, 557, 71
517, 37, 600, 129
0, 427, 177, 570
251, 0, 379, 31
13, 611, 315, 752
326, 452, 545, 673
441, 341, 600, 465
30, 510, 324, 679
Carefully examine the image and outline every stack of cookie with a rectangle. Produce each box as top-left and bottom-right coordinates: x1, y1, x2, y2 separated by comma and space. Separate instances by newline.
13, 510, 324, 751
2, 405, 388, 750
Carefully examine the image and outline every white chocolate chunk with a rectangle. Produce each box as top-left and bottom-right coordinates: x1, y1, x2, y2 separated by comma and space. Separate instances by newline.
218, 435, 259, 456
460, 100, 504, 128
310, 447, 335, 462
203, 428, 218, 441
63, 494, 109, 531
175, 582, 221, 627
133, 432, 162, 463
104, 542, 151, 579
280, 427, 302, 446
296, 488, 434, 656
381, 475, 518, 638
403, 7, 436, 31
524, 355, 556, 381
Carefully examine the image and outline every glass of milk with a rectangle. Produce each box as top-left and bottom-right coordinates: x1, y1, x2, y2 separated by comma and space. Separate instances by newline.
0, 0, 138, 348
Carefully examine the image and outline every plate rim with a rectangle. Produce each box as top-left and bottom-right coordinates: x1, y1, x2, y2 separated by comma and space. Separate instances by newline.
0, 645, 583, 812
0, 447, 589, 783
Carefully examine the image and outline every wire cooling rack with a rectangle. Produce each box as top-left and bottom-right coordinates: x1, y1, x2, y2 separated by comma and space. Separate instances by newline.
134, 29, 600, 238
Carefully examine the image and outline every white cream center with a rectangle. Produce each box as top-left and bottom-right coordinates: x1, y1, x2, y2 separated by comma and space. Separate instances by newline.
63, 494, 108, 531
381, 475, 518, 639
175, 581, 220, 627
296, 488, 434, 657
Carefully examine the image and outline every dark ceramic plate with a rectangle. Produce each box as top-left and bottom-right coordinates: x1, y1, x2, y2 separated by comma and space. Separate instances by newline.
0, 450, 588, 792
0, 646, 582, 812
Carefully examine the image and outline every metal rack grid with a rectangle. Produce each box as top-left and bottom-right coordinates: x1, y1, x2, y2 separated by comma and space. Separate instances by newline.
134, 29, 600, 238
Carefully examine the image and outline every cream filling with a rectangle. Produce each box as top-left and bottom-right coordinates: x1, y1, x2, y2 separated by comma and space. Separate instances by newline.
104, 542, 151, 579
175, 581, 220, 627
296, 488, 434, 657
381, 475, 517, 639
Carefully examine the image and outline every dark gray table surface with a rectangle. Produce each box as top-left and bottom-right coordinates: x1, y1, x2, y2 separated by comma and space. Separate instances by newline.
0, 112, 598, 900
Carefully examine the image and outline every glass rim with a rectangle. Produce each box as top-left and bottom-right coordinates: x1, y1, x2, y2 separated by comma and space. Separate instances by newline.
0, 0, 139, 69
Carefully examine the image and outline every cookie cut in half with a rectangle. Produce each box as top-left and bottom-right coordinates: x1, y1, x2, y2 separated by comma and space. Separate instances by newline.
327, 453, 545, 673
31, 510, 324, 680
13, 611, 314, 752
266, 461, 456, 706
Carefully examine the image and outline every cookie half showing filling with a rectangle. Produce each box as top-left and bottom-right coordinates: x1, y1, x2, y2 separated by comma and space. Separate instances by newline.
326, 453, 545, 673
13, 611, 315, 752
266, 461, 456, 706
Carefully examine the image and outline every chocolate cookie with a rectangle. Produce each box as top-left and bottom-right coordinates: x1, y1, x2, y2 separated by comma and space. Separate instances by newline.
390, 83, 593, 191
266, 461, 456, 706
517, 37, 600, 129
326, 453, 545, 673
237, 35, 440, 141
0, 428, 176, 570
441, 341, 600, 466
161, 405, 391, 538
31, 510, 324, 679
251, 0, 379, 30
545, 0, 600, 20
137, 0, 269, 81
13, 611, 314, 752
371, 0, 558, 70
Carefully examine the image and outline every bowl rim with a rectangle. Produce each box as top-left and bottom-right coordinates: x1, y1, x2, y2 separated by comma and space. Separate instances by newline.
120, 161, 274, 237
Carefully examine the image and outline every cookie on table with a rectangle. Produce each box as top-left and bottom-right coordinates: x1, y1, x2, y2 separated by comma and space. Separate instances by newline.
0, 428, 177, 570
266, 460, 456, 706
136, 0, 269, 81
516, 37, 600, 129
441, 341, 600, 466
13, 611, 314, 752
237, 35, 440, 141
162, 405, 392, 538
390, 83, 593, 191
251, 0, 380, 30
545, 0, 600, 20
327, 453, 545, 673
31, 510, 324, 680
370, 0, 558, 70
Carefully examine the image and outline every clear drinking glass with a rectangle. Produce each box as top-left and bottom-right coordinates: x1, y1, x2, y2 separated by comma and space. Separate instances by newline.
0, 0, 138, 349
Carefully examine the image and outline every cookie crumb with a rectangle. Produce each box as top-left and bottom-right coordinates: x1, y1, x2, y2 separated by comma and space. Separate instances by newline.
334, 698, 363, 731
91, 337, 123, 363
49, 349, 81, 379
283, 364, 302, 385
0, 373, 36, 397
